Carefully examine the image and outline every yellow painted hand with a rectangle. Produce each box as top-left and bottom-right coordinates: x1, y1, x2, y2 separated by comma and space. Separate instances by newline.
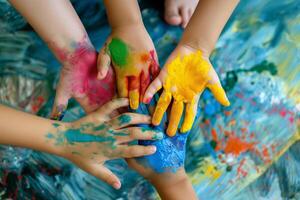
144, 47, 230, 136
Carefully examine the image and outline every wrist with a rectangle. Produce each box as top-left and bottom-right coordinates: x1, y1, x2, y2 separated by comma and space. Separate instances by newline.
111, 22, 146, 35
179, 37, 213, 58
48, 35, 95, 64
149, 168, 189, 189
46, 121, 71, 158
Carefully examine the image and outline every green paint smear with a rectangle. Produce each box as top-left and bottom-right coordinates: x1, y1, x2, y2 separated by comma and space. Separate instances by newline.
224, 60, 277, 91
118, 115, 131, 125
108, 38, 129, 66
93, 124, 106, 131
64, 129, 115, 143
114, 132, 128, 136
52, 123, 61, 128
140, 127, 164, 140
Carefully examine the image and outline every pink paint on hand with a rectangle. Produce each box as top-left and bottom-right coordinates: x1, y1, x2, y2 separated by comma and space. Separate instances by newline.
69, 47, 116, 107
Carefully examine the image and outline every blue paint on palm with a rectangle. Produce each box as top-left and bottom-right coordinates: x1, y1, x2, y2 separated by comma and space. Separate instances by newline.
130, 96, 192, 173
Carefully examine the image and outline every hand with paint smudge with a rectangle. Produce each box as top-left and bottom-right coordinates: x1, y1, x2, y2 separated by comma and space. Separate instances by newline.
47, 98, 163, 189
50, 38, 116, 120
97, 27, 160, 110
144, 45, 230, 136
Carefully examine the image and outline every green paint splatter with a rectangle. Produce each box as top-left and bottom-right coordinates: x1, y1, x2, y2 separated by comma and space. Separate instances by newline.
224, 60, 277, 91
52, 123, 61, 127
108, 38, 129, 66
93, 124, 106, 131
118, 115, 131, 125
210, 140, 217, 149
114, 132, 128, 136
152, 132, 164, 140
140, 127, 164, 139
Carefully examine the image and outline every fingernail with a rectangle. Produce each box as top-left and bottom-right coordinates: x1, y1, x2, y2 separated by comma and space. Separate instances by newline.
149, 146, 157, 153
153, 132, 164, 140
144, 97, 151, 104
113, 182, 121, 190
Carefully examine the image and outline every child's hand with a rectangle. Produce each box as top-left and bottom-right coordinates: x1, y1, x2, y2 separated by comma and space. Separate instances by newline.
97, 25, 160, 110
50, 39, 116, 120
47, 98, 163, 189
143, 45, 230, 136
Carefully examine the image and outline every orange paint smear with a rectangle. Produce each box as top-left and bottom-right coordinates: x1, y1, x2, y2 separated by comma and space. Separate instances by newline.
224, 135, 256, 156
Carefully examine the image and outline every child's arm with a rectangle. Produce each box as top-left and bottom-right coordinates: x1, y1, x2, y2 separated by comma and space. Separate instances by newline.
9, 0, 86, 56
0, 98, 163, 189
97, 0, 160, 110
180, 0, 240, 55
9, 0, 114, 119
143, 0, 239, 136
128, 159, 197, 200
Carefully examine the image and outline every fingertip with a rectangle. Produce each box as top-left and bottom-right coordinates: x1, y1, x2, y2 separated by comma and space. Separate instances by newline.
180, 125, 191, 133
166, 128, 176, 137
148, 145, 157, 154
112, 181, 121, 190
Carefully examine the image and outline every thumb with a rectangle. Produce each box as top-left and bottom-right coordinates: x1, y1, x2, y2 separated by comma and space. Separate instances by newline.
97, 44, 111, 80
50, 82, 70, 120
207, 82, 230, 106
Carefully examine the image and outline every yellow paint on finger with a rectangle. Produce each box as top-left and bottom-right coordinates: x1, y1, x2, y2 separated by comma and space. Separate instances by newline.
207, 83, 230, 106
167, 100, 184, 136
180, 100, 197, 133
152, 91, 172, 125
129, 90, 139, 109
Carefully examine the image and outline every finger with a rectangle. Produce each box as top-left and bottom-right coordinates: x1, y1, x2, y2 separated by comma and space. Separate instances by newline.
120, 145, 157, 158
95, 98, 129, 116
83, 164, 121, 190
143, 77, 163, 104
115, 127, 164, 143
50, 82, 70, 120
149, 50, 160, 79
128, 75, 140, 110
180, 96, 199, 133
180, 8, 189, 28
167, 100, 184, 136
117, 76, 129, 97
140, 70, 151, 102
110, 113, 151, 129
97, 44, 111, 80
207, 83, 230, 106
152, 90, 172, 126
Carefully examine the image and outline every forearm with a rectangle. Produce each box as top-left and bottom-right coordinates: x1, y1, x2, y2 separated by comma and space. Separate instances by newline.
180, 0, 239, 56
103, 0, 143, 29
9, 0, 91, 61
0, 105, 64, 156
150, 169, 197, 200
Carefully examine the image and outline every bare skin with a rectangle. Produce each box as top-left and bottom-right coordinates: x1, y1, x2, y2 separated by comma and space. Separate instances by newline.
164, 0, 199, 28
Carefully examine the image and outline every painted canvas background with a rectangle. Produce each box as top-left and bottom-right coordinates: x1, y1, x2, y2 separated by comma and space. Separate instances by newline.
0, 0, 299, 199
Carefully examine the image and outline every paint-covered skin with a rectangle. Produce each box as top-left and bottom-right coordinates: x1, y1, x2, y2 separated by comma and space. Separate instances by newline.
144, 46, 230, 136
103, 37, 160, 110
50, 36, 116, 120
126, 98, 191, 175
46, 98, 163, 189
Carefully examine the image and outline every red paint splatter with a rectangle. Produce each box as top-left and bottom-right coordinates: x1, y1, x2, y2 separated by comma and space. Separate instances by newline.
237, 158, 248, 177
224, 135, 256, 156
